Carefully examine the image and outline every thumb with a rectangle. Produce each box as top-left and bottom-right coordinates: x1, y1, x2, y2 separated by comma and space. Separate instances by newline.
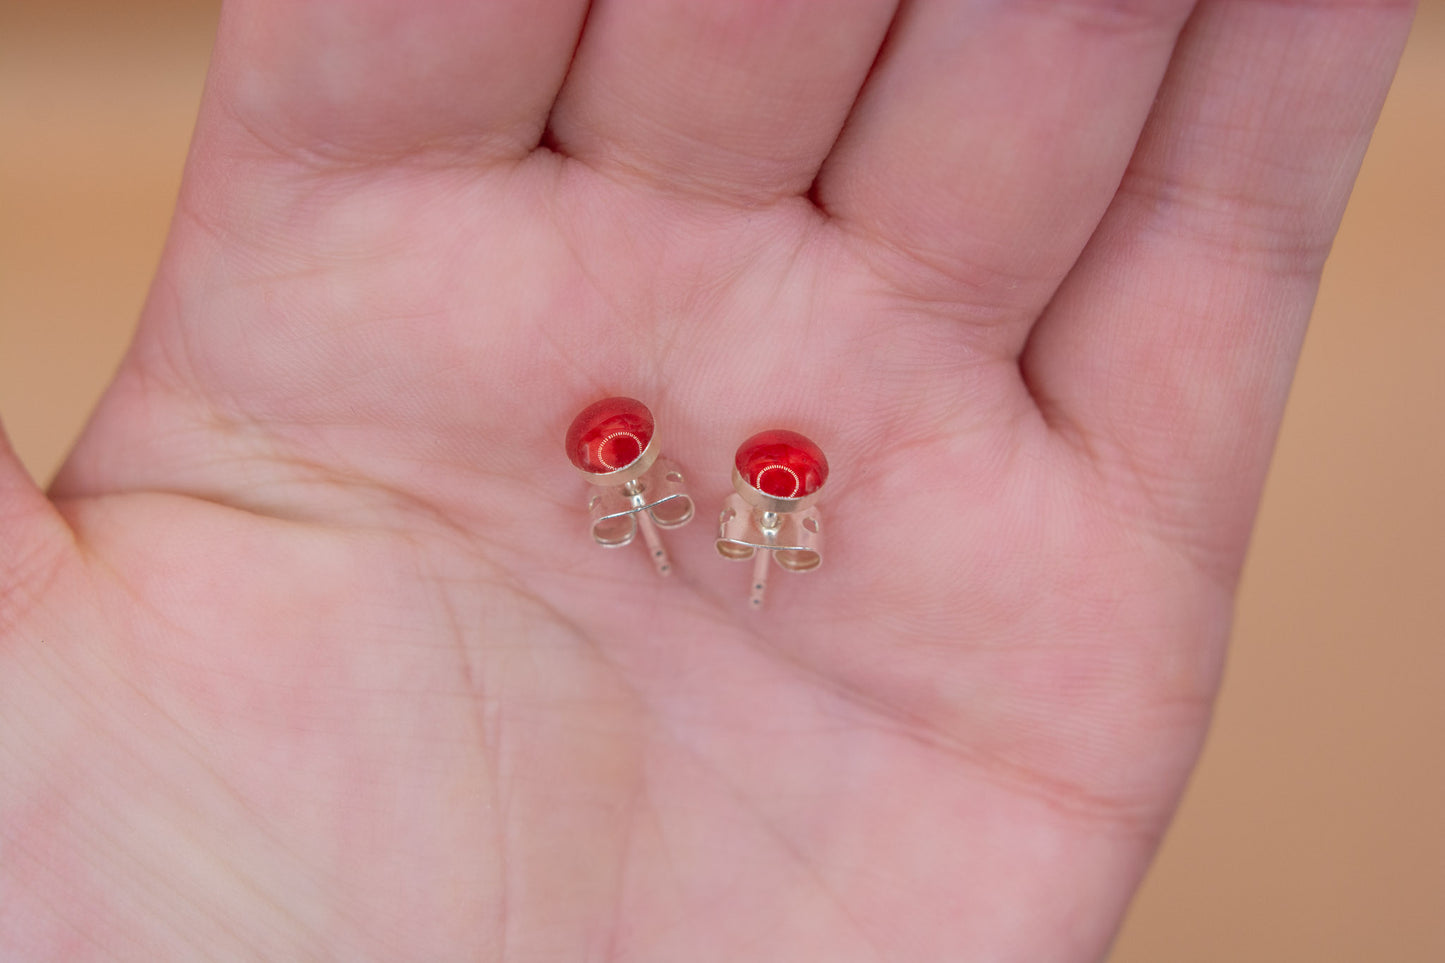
0, 414, 67, 628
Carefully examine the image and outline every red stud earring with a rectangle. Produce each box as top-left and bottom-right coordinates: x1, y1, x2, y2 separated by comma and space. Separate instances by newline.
565, 396, 694, 575
716, 429, 828, 607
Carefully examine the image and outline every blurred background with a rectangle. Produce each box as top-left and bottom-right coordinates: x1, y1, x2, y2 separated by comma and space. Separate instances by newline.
2, 2, 1441, 959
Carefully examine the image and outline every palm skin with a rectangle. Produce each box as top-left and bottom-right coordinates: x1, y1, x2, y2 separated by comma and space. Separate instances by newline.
0, 1, 1412, 960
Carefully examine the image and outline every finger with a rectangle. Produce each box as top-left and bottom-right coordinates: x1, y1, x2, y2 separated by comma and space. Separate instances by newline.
815, 0, 1195, 350
547, 0, 898, 201
0, 416, 67, 624
1020, 0, 1414, 565
200, 0, 591, 165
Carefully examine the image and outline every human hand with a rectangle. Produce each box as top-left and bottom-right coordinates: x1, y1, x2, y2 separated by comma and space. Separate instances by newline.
1, 1, 1413, 959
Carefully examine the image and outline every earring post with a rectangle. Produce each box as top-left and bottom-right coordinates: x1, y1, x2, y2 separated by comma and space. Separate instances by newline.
749, 549, 769, 607
636, 511, 672, 576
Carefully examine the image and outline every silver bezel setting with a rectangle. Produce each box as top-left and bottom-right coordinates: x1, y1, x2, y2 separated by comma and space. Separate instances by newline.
730, 465, 824, 513
574, 429, 663, 487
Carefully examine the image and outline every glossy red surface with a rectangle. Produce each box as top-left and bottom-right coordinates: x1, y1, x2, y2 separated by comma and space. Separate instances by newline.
565, 397, 655, 474
734, 429, 828, 499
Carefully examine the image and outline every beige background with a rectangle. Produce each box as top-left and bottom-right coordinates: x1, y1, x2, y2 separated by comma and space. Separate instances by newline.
2, 3, 1441, 959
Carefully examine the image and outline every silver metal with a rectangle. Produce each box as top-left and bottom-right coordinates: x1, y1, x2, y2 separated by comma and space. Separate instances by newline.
730, 466, 824, 514
575, 430, 663, 488
586, 454, 694, 566
715, 491, 824, 607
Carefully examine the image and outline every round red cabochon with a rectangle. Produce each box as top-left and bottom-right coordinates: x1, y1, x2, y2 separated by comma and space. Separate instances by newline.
734, 429, 828, 499
566, 397, 655, 474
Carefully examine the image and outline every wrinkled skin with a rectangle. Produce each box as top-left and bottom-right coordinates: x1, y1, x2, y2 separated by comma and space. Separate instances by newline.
0, 1, 1412, 960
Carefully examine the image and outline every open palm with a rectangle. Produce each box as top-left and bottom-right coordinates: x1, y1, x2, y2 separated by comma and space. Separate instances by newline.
1, 1, 1411, 960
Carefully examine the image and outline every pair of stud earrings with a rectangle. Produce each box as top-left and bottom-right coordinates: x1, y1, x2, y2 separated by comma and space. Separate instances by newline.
565, 396, 828, 608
